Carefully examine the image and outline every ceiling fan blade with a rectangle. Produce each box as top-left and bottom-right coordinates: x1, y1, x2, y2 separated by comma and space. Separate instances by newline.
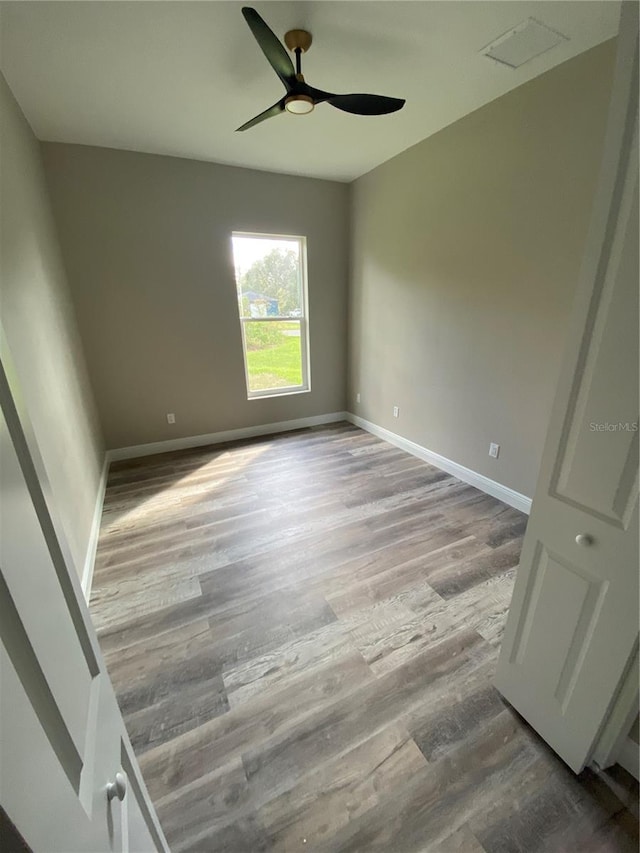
241, 7, 296, 90
326, 94, 405, 116
300, 84, 334, 103
236, 99, 285, 132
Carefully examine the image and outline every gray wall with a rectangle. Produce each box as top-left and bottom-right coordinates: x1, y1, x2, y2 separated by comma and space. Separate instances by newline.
348, 41, 616, 499
0, 75, 104, 578
42, 144, 350, 450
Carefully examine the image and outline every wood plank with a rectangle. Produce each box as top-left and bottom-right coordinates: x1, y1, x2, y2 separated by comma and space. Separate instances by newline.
138, 647, 375, 802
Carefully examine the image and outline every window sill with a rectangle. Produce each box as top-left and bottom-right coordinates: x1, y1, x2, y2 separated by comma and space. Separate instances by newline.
247, 387, 311, 401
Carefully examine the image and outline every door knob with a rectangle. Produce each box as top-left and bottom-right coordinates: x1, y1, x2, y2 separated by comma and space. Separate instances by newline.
106, 772, 127, 802
575, 533, 594, 547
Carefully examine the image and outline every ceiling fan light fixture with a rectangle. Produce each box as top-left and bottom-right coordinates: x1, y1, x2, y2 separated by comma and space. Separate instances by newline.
237, 8, 405, 131
284, 94, 314, 115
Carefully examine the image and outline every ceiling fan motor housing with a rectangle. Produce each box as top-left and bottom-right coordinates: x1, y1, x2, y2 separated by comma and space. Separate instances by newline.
284, 29, 312, 53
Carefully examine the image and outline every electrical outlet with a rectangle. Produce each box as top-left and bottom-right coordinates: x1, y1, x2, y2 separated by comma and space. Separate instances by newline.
167, 413, 176, 424
393, 406, 399, 418
489, 442, 500, 458
356, 393, 361, 404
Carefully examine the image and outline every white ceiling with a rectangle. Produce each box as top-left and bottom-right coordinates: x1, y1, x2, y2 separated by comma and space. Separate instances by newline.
1, 1, 619, 182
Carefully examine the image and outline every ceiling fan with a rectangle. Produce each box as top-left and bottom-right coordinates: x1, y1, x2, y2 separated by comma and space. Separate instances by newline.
237, 7, 406, 131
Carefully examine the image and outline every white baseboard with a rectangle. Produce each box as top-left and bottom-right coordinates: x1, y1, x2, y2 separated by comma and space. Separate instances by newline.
81, 452, 110, 601
107, 411, 349, 463
346, 412, 532, 515
617, 737, 640, 781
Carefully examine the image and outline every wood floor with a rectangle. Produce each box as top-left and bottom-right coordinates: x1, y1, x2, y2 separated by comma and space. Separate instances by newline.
90, 423, 638, 853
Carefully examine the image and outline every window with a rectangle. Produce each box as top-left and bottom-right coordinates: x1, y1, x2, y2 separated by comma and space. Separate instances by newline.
231, 232, 310, 398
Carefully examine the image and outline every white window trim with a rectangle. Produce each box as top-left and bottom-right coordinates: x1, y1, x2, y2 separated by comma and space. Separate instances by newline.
232, 232, 311, 400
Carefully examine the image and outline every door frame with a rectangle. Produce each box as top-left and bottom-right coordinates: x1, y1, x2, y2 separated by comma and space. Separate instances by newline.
591, 645, 639, 773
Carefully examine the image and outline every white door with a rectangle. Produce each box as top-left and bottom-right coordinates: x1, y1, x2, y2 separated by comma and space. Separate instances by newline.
495, 5, 639, 774
0, 348, 168, 852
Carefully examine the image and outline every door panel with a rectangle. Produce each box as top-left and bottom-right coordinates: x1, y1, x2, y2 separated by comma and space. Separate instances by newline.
1, 407, 95, 761
495, 4, 639, 774
509, 545, 605, 694
0, 641, 117, 853
0, 365, 167, 850
554, 180, 639, 525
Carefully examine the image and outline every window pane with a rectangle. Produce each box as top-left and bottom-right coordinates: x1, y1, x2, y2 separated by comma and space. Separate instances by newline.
232, 236, 302, 319
244, 320, 302, 392
231, 232, 309, 399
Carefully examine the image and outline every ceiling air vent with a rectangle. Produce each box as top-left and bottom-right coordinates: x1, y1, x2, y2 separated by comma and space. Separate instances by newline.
481, 18, 569, 69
